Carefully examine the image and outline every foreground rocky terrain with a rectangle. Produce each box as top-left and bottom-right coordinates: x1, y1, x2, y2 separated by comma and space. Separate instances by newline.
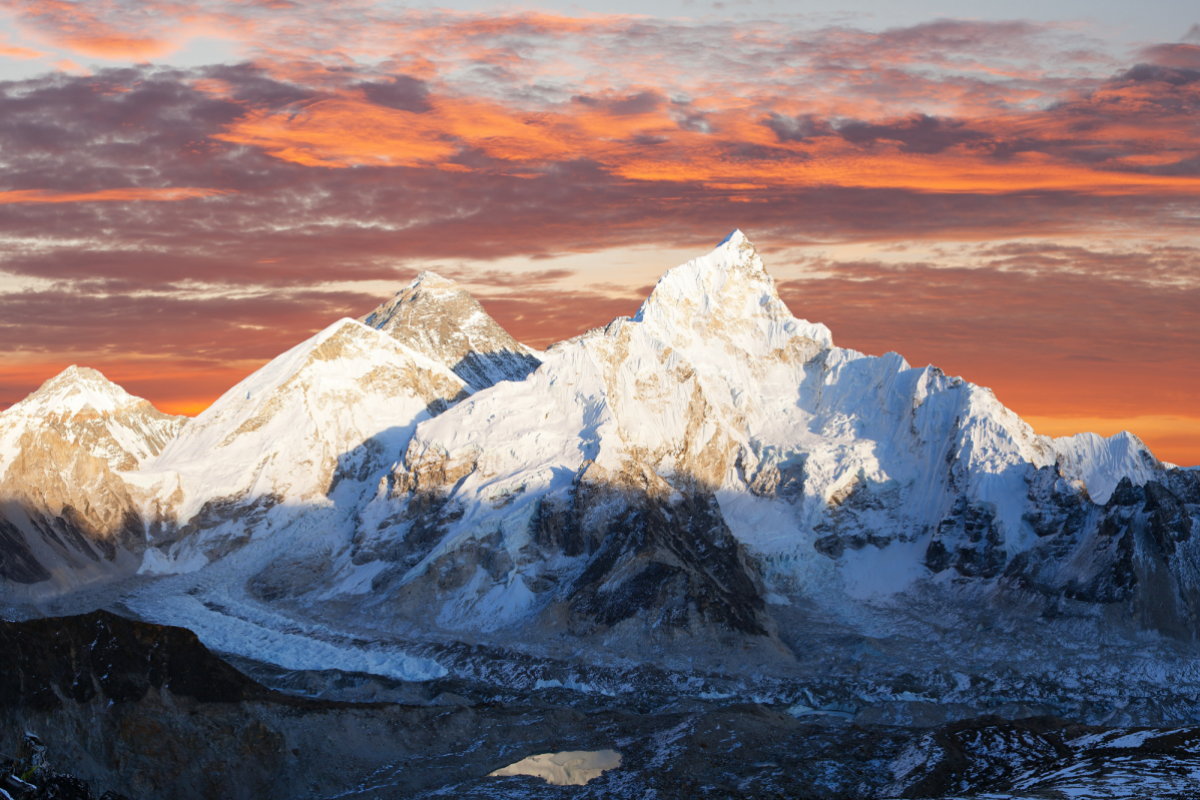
2, 232, 1199, 796
2, 611, 1199, 799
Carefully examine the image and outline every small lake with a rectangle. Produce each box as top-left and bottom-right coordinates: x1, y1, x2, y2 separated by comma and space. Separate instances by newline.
488, 749, 622, 786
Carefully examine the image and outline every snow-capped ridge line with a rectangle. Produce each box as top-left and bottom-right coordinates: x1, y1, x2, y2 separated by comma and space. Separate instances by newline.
5, 229, 1195, 703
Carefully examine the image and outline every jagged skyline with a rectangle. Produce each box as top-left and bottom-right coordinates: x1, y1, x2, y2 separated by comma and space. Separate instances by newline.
0, 1, 1198, 464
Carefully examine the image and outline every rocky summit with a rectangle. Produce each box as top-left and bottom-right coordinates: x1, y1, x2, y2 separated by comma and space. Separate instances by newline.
2, 232, 1199, 797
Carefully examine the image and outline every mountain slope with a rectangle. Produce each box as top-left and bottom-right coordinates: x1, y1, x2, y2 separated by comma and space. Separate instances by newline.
0, 368, 184, 587
361, 271, 541, 390
135, 317, 469, 572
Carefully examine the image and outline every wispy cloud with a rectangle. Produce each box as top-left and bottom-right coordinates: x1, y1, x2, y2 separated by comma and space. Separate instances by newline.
0, 187, 228, 203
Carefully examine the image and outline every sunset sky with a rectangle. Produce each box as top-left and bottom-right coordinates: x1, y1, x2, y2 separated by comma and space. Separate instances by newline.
0, 0, 1198, 465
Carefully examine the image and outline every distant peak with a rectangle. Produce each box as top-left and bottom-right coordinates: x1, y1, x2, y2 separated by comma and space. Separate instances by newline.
718, 229, 748, 247
359, 272, 540, 390
7, 363, 170, 421
41, 365, 122, 393
412, 270, 456, 285
58, 364, 97, 380
401, 271, 463, 295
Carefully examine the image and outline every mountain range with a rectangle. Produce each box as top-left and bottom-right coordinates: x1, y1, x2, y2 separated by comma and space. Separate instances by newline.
2, 231, 1198, 729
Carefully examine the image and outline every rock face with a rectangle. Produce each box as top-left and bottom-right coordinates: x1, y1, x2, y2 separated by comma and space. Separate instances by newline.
1007, 469, 1200, 638
0, 610, 268, 711
360, 271, 541, 390
0, 368, 184, 587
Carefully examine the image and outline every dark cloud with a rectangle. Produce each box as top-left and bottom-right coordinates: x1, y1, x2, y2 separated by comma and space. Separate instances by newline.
607, 91, 663, 116
1138, 43, 1200, 69
869, 18, 1041, 54
358, 75, 431, 113
0, 67, 249, 195
675, 110, 711, 134
1118, 63, 1200, 86
199, 63, 316, 107
836, 114, 988, 154
763, 113, 831, 143
571, 91, 664, 116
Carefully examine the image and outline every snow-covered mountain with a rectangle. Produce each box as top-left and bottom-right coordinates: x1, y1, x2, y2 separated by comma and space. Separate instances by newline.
134, 318, 468, 573
0, 366, 183, 472
281, 231, 1193, 653
3, 232, 1198, 724
0, 367, 184, 586
360, 271, 541, 390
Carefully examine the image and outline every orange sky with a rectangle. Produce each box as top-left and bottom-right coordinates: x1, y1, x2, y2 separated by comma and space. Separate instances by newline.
0, 4, 1197, 464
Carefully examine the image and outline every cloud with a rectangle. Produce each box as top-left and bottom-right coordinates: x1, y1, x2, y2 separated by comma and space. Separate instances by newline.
1137, 43, 1200, 70
1119, 62, 1200, 86
835, 114, 988, 154
1, 10, 1199, 461
0, 39, 47, 59
358, 75, 431, 113
763, 113, 832, 142
0, 188, 228, 204
9, 0, 179, 60
0, 280, 380, 362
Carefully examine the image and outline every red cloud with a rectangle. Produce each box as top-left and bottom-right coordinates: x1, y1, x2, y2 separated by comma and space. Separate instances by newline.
2, 13, 1200, 464
9, 0, 178, 60
0, 188, 229, 204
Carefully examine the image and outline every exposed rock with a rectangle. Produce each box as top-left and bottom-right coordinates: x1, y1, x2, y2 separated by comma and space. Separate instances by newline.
361, 271, 541, 390
0, 368, 181, 587
0, 367, 184, 474
1003, 469, 1200, 638
0, 610, 270, 710
4, 611, 1199, 800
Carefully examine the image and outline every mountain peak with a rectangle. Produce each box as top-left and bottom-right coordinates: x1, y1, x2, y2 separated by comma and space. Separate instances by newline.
360, 274, 541, 390
0, 365, 184, 472
411, 270, 455, 287
19, 365, 139, 415
714, 228, 762, 270
633, 230, 832, 350
718, 228, 749, 248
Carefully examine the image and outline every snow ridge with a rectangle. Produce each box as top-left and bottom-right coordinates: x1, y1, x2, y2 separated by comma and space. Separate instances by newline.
142, 318, 468, 534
